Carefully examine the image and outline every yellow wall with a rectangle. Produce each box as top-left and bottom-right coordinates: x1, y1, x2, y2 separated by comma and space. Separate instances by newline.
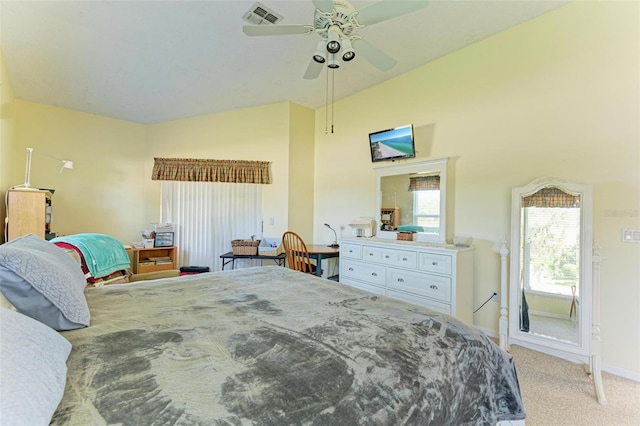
12, 100, 147, 242
2, 1, 638, 378
312, 1, 639, 377
287, 102, 315, 241
0, 49, 16, 243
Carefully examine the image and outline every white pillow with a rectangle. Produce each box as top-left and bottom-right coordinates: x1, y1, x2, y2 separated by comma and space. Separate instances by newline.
0, 308, 72, 425
0, 234, 89, 330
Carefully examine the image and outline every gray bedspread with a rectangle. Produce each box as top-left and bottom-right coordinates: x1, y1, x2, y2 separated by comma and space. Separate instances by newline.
53, 266, 525, 425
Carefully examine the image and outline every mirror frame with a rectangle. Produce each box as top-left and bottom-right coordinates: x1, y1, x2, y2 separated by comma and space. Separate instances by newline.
508, 176, 593, 359
374, 157, 448, 243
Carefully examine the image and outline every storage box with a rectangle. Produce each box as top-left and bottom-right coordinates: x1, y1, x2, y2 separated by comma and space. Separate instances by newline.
258, 237, 284, 256
154, 232, 174, 247
153, 223, 174, 233
143, 238, 155, 248
396, 232, 414, 241
231, 239, 261, 255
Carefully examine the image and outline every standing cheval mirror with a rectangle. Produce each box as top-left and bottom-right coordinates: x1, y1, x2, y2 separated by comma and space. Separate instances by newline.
508, 176, 606, 403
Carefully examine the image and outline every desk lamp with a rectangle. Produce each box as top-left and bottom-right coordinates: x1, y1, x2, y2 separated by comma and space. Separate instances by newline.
17, 147, 74, 189
324, 223, 339, 248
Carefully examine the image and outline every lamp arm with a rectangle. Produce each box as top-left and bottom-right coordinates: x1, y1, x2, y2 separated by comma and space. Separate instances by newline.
15, 147, 73, 189
23, 148, 34, 188
324, 223, 339, 248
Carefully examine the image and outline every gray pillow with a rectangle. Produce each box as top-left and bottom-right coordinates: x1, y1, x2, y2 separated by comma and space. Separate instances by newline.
0, 234, 89, 330
0, 308, 72, 425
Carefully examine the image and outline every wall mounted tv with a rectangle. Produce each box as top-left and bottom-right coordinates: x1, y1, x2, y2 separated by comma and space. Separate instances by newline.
369, 124, 416, 163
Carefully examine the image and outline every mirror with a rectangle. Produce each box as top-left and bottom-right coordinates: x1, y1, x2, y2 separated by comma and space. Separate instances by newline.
509, 176, 592, 358
375, 157, 447, 243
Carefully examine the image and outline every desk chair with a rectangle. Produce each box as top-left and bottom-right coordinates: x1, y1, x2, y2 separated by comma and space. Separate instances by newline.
282, 231, 317, 275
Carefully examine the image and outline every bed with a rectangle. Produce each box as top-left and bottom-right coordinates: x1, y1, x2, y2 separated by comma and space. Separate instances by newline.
0, 235, 525, 425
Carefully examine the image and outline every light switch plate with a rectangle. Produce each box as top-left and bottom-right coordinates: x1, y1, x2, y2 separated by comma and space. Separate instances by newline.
622, 228, 640, 243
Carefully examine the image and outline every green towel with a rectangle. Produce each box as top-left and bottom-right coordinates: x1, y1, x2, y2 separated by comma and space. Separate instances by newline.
396, 225, 424, 233
51, 233, 130, 278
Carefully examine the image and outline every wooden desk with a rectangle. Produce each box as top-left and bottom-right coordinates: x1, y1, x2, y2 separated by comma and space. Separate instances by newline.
220, 251, 286, 270
307, 245, 340, 278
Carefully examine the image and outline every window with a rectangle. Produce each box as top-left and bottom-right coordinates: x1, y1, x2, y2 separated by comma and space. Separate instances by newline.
413, 190, 440, 234
520, 206, 581, 296
161, 181, 262, 272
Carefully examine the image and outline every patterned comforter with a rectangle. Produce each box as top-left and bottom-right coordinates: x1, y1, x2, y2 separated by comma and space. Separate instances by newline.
53, 266, 525, 425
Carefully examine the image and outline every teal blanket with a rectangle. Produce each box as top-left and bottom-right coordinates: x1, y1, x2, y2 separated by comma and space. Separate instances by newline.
396, 225, 425, 232
51, 234, 130, 279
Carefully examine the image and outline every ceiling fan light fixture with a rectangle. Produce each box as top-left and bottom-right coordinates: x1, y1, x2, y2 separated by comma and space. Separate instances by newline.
341, 38, 355, 61
328, 53, 340, 69
313, 40, 327, 63
326, 25, 341, 54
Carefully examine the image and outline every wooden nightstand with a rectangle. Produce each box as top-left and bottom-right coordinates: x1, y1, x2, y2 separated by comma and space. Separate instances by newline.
127, 246, 178, 274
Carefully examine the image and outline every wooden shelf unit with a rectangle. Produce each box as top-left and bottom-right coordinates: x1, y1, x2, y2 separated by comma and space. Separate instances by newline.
127, 246, 178, 274
380, 207, 400, 230
6, 189, 52, 241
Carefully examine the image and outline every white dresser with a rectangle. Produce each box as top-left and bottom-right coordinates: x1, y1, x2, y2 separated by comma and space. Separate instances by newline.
339, 237, 474, 324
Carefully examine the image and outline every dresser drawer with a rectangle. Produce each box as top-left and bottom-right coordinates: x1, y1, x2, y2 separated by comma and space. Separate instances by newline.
387, 289, 452, 315
363, 246, 417, 269
387, 268, 452, 303
418, 252, 452, 275
340, 243, 362, 260
341, 259, 386, 286
341, 277, 385, 296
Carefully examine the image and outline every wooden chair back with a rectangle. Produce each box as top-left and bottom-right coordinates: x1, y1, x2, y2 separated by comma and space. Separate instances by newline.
282, 231, 315, 274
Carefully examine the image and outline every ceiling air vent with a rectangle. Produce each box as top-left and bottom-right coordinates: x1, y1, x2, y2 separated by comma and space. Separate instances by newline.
243, 2, 283, 25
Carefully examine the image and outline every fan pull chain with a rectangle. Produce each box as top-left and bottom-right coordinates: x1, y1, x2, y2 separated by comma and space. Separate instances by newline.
325, 67, 330, 134
331, 69, 335, 134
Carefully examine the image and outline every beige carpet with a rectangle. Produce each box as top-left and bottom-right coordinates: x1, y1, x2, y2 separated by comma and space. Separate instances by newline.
509, 344, 640, 425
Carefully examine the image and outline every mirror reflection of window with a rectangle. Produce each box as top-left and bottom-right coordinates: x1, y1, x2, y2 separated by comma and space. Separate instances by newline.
409, 175, 440, 234
518, 186, 581, 344
413, 190, 440, 233
376, 157, 448, 243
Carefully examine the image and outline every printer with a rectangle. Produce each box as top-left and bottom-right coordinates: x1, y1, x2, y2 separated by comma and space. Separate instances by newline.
349, 218, 376, 237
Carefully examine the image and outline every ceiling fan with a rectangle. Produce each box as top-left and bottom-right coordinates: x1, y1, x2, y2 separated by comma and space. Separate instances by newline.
243, 0, 429, 79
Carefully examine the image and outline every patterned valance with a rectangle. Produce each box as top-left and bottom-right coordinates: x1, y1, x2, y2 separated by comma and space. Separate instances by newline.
152, 158, 271, 184
522, 187, 580, 208
408, 175, 440, 191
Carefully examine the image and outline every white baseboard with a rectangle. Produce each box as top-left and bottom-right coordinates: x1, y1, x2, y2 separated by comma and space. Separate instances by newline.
475, 325, 498, 339
473, 325, 640, 383
601, 364, 640, 382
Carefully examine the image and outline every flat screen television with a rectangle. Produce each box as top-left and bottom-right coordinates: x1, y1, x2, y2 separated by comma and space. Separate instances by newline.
369, 124, 416, 163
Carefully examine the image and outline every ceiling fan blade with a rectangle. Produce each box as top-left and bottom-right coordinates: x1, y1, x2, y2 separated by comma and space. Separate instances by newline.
312, 0, 335, 12
353, 38, 397, 72
243, 24, 312, 37
356, 0, 429, 27
303, 58, 324, 80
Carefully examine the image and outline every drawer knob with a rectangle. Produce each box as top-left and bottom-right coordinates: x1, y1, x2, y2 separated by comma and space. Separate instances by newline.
397, 278, 404, 283
385, 255, 390, 258
402, 257, 407, 261
369, 253, 374, 256
432, 262, 438, 266
430, 284, 438, 290
348, 267, 354, 271
371, 272, 378, 277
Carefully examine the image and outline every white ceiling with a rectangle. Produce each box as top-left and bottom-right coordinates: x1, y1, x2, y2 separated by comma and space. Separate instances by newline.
1, 0, 570, 124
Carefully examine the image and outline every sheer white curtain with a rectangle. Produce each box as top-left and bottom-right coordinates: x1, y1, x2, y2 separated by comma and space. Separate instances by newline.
161, 181, 262, 272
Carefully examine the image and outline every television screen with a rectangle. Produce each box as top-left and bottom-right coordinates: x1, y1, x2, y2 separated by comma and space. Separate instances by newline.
369, 124, 416, 162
